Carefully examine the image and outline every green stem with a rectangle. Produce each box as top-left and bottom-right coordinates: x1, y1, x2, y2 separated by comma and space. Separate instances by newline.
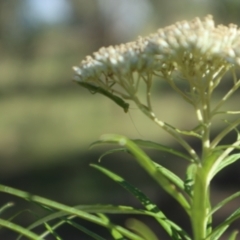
132, 96, 200, 163
0, 218, 42, 240
191, 166, 209, 240
211, 118, 240, 148
211, 78, 240, 116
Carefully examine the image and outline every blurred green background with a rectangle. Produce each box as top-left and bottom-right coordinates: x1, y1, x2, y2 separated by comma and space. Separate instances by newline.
1, 0, 240, 239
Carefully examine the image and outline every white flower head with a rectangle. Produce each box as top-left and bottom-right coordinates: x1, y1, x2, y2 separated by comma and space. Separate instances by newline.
73, 15, 240, 109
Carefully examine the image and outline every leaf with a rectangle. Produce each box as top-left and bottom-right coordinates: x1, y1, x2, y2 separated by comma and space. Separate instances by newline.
90, 139, 193, 162
91, 164, 191, 240
98, 134, 190, 215
68, 222, 107, 240
32, 214, 107, 240
91, 139, 186, 195
43, 221, 63, 240
213, 153, 240, 177
126, 218, 158, 240
92, 138, 187, 197
132, 139, 193, 162
228, 230, 238, 240
210, 191, 240, 216
41, 210, 143, 240
27, 205, 156, 232
97, 213, 126, 240
0, 184, 144, 240
207, 208, 240, 240
98, 148, 128, 162
153, 162, 185, 192
26, 205, 162, 239
0, 202, 14, 215
0, 218, 43, 240
184, 164, 197, 197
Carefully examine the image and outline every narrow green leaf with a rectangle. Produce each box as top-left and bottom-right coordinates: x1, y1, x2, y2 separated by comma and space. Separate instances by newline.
90, 164, 160, 215
25, 204, 156, 240
90, 139, 193, 162
153, 162, 185, 192
0, 202, 14, 215
39, 216, 71, 239
184, 164, 197, 196
97, 213, 126, 240
98, 134, 190, 215
91, 164, 191, 240
0, 184, 144, 240
91, 142, 185, 193
207, 208, 240, 239
98, 148, 128, 162
126, 218, 158, 240
131, 139, 193, 162
228, 230, 238, 240
0, 218, 42, 240
213, 153, 240, 177
210, 191, 240, 216
207, 225, 228, 240
40, 215, 107, 240
43, 222, 62, 240
67, 218, 108, 240
91, 139, 186, 195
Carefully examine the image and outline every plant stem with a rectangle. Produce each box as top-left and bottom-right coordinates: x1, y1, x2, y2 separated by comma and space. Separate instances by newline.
191, 166, 209, 240
132, 96, 200, 163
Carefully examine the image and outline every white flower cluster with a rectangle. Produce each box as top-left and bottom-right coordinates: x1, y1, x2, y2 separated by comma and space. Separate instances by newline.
146, 16, 240, 82
73, 15, 240, 95
73, 37, 153, 82
148, 16, 231, 56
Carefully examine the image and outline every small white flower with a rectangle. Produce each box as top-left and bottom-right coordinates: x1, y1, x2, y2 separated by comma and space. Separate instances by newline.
73, 15, 240, 104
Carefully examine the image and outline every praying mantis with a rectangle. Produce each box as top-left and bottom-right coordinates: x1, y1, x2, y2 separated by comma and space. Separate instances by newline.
74, 80, 129, 113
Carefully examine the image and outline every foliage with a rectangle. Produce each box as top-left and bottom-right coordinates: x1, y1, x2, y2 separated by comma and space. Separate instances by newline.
2, 15, 240, 240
